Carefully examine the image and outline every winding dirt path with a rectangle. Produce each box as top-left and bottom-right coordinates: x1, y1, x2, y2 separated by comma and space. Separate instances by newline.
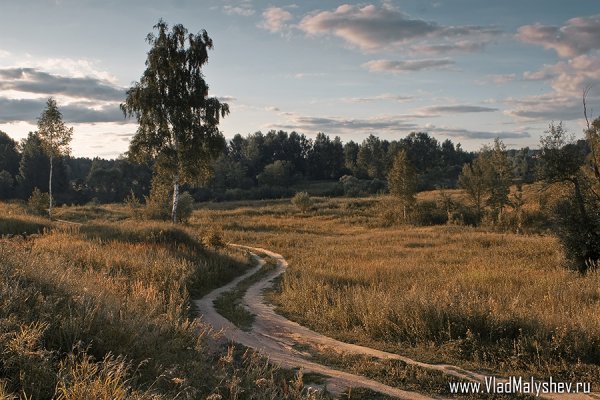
194, 245, 598, 400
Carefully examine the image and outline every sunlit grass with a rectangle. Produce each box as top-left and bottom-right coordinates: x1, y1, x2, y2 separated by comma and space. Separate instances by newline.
195, 193, 600, 385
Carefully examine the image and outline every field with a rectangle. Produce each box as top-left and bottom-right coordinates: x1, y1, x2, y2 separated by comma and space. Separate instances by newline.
1, 191, 598, 399
194, 194, 600, 388
0, 202, 327, 399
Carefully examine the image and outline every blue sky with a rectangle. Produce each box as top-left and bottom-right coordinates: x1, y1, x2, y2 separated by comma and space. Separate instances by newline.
0, 0, 599, 158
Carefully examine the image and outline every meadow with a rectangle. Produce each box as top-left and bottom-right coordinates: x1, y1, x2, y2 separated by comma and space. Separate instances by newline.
0, 202, 327, 400
194, 192, 600, 388
1, 187, 598, 399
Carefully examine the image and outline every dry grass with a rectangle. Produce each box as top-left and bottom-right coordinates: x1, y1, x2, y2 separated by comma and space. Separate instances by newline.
195, 194, 600, 387
0, 201, 329, 399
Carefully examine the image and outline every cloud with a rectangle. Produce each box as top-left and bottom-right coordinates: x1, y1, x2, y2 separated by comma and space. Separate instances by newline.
345, 93, 413, 103
504, 93, 587, 121
216, 95, 237, 103
293, 72, 326, 79
223, 3, 255, 16
297, 3, 500, 53
363, 58, 454, 73
409, 41, 487, 55
0, 97, 130, 124
420, 105, 499, 114
259, 7, 293, 33
265, 106, 280, 112
0, 67, 125, 102
508, 15, 600, 123
517, 14, 600, 57
429, 126, 530, 140
270, 112, 418, 134
268, 112, 528, 142
522, 54, 600, 97
477, 73, 516, 85
31, 57, 118, 83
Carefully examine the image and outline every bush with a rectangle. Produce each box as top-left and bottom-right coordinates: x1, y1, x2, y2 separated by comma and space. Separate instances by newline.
448, 204, 480, 226
202, 228, 225, 249
411, 200, 448, 226
291, 192, 312, 213
339, 175, 384, 196
374, 197, 406, 226
176, 192, 194, 223
124, 191, 143, 220
27, 188, 50, 216
553, 195, 600, 272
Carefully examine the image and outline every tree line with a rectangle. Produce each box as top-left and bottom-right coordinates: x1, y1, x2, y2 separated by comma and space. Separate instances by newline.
0, 127, 481, 202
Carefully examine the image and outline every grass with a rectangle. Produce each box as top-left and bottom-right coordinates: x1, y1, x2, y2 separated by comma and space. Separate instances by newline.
194, 192, 600, 391
0, 201, 329, 399
3, 188, 597, 399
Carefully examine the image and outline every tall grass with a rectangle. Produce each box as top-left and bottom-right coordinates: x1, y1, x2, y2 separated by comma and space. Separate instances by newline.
196, 195, 600, 384
0, 202, 327, 399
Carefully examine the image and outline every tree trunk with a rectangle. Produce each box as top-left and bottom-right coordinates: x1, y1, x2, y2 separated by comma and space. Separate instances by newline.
172, 174, 180, 223
49, 154, 53, 220
171, 135, 181, 223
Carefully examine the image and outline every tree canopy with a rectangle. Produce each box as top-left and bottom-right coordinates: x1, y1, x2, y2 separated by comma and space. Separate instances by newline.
121, 20, 229, 222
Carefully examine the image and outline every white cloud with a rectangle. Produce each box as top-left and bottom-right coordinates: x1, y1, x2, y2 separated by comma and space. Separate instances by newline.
297, 3, 499, 53
293, 72, 326, 79
223, 3, 255, 16
259, 7, 293, 33
517, 14, 600, 58
216, 95, 237, 103
547, 55, 600, 96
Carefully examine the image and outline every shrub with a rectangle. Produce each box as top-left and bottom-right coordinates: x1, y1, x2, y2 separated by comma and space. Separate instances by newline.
176, 192, 194, 223
553, 195, 600, 272
124, 190, 143, 220
202, 229, 225, 249
291, 192, 312, 213
411, 201, 448, 226
143, 181, 171, 221
448, 204, 480, 226
374, 197, 406, 226
27, 188, 50, 216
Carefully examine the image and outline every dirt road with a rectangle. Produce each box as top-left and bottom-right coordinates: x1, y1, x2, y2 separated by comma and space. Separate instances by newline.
193, 245, 598, 400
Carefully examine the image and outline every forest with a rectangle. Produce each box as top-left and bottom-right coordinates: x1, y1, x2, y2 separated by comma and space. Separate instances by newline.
0, 128, 543, 204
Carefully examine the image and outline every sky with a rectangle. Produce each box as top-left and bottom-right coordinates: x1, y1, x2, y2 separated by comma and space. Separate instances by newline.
0, 0, 599, 158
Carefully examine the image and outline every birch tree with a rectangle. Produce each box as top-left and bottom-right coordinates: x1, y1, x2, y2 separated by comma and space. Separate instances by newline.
387, 150, 417, 221
121, 20, 228, 223
37, 97, 73, 219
